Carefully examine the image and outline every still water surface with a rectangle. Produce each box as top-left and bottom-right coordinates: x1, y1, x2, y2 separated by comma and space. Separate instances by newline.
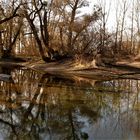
0, 66, 139, 140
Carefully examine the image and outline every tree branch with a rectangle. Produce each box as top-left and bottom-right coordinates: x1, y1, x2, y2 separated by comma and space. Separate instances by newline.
0, 5, 20, 25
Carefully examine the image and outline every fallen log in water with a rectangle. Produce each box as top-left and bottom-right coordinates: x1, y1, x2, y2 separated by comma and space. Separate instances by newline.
106, 63, 140, 73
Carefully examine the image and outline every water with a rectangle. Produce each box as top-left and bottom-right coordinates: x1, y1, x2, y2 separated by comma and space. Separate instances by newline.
0, 65, 139, 140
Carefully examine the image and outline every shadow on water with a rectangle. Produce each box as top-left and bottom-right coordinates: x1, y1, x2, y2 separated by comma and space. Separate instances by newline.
0, 65, 139, 140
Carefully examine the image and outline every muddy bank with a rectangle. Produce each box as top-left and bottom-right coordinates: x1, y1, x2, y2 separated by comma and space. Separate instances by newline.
1, 58, 140, 80
21, 59, 140, 80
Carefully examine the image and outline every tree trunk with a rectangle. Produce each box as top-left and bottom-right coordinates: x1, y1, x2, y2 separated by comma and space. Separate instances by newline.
67, 0, 79, 51
1, 23, 22, 58
0, 31, 3, 56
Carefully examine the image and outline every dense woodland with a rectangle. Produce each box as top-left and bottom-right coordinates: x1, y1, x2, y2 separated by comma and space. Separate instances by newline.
0, 0, 140, 65
0, 1, 140, 139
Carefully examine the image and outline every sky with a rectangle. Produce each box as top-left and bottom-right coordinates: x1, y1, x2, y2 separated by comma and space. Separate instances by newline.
85, 0, 119, 30
78, 0, 116, 31
46, 0, 137, 32
84, 0, 137, 32
24, 0, 139, 34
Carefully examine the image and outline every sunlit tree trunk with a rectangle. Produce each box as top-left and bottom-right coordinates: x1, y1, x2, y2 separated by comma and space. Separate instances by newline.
119, 0, 128, 52
67, 0, 79, 51
130, 0, 135, 54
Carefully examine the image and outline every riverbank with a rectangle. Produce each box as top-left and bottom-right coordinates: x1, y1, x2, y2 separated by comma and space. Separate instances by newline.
21, 58, 140, 80
1, 57, 140, 80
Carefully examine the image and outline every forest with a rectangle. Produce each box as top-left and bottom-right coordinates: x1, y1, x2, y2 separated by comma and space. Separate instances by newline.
0, 0, 140, 69
1, 1, 140, 140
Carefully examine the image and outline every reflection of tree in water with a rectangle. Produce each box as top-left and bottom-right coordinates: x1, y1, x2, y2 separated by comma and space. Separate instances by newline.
0, 67, 140, 139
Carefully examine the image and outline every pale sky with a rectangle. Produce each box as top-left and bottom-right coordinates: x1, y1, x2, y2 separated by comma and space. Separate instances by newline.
47, 0, 139, 33
85, 0, 138, 32
80, 0, 116, 30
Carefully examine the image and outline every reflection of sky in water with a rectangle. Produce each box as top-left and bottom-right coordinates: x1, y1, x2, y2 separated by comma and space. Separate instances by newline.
0, 67, 139, 139
76, 94, 140, 140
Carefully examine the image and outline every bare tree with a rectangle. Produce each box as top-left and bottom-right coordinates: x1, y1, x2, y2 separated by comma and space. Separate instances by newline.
21, 0, 62, 62
0, 0, 22, 58
130, 0, 135, 54
119, 0, 129, 51
97, 0, 112, 55
0, 4, 20, 25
